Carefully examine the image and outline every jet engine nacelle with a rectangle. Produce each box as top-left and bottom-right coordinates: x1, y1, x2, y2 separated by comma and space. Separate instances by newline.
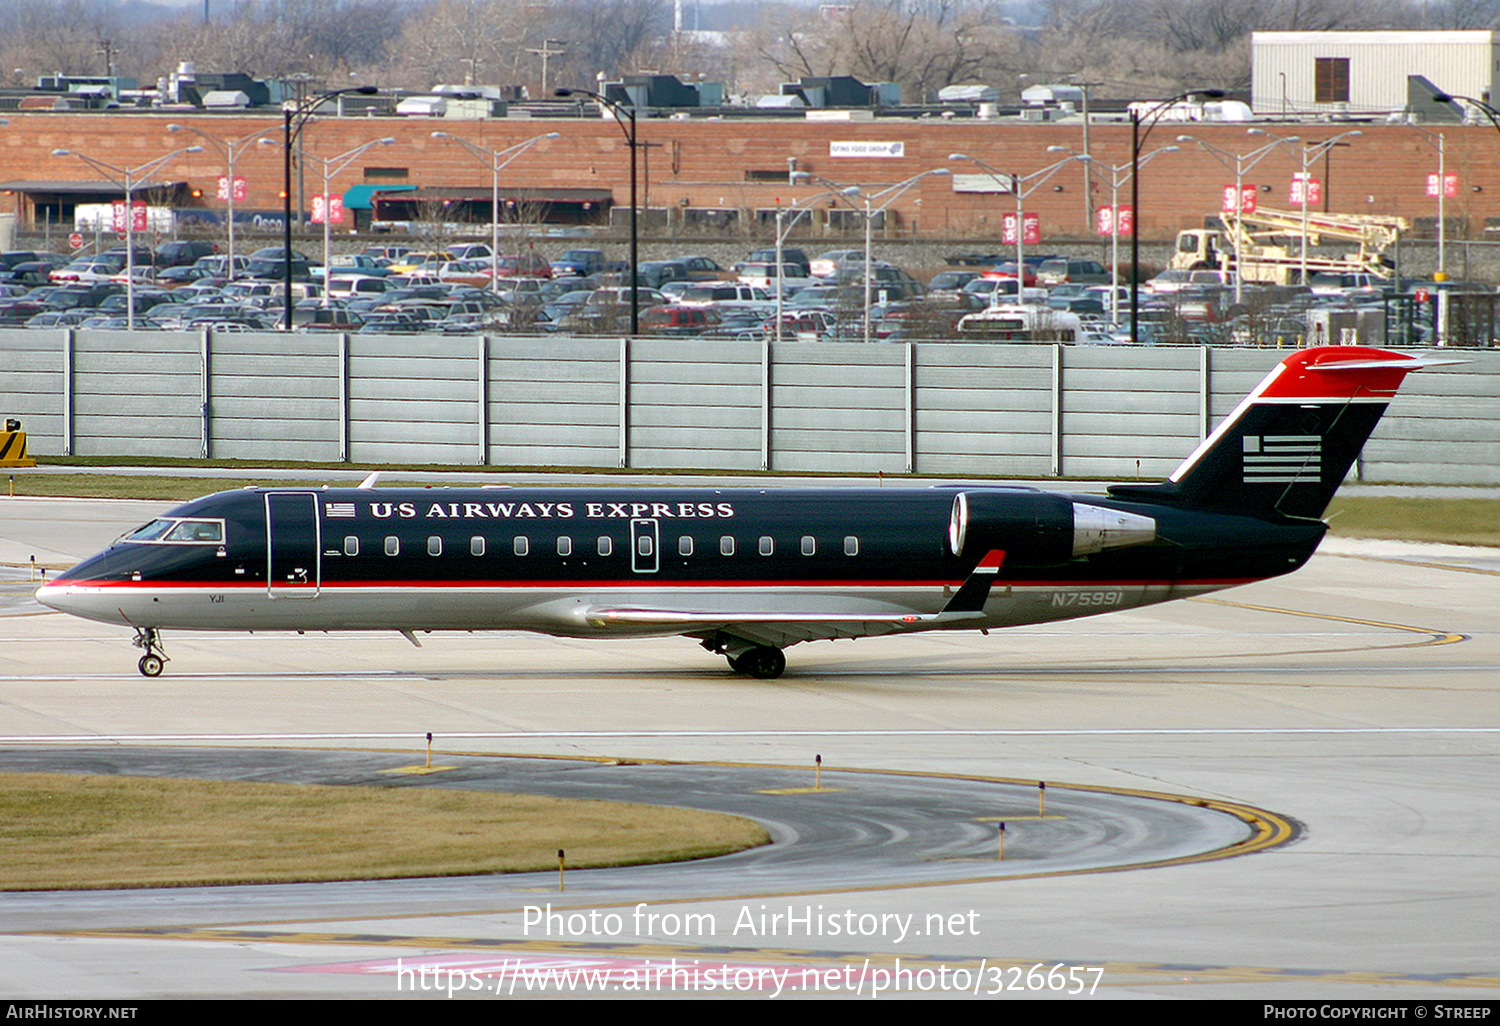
948, 491, 1156, 565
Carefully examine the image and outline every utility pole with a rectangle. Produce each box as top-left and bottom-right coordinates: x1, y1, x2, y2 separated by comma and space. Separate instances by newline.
526, 40, 567, 97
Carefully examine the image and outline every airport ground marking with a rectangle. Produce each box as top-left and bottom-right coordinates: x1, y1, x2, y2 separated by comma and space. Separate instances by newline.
1191, 596, 1468, 647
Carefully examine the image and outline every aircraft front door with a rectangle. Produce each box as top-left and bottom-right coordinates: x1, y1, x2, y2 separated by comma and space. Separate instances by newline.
266, 492, 321, 598
631, 518, 659, 574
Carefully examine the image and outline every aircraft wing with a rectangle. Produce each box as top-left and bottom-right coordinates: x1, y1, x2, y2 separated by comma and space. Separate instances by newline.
582, 550, 1004, 648
582, 606, 986, 647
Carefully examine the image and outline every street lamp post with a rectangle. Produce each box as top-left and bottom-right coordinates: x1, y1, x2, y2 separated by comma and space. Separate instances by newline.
51, 144, 203, 330
776, 179, 861, 342
167, 122, 283, 281
1406, 124, 1449, 281
858, 169, 950, 344
431, 131, 561, 295
1295, 131, 1363, 284
279, 85, 380, 330
1177, 129, 1299, 305
555, 86, 638, 334
1056, 146, 1179, 323
948, 151, 1076, 306
264, 135, 397, 308
1129, 90, 1225, 344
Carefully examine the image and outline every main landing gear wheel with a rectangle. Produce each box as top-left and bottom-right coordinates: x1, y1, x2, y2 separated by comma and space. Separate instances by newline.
728, 646, 786, 680
131, 627, 168, 678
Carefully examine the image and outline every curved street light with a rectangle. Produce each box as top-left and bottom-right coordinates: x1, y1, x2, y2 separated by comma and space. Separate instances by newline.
264, 135, 398, 307
279, 85, 379, 329
1177, 128, 1299, 304
1053, 145, 1180, 322
51, 143, 204, 330
1129, 90, 1225, 344
1295, 130, 1362, 284
949, 151, 1075, 306
168, 122, 285, 281
555, 86, 639, 334
1432, 92, 1500, 132
860, 169, 950, 343
431, 130, 561, 294
776, 178, 861, 343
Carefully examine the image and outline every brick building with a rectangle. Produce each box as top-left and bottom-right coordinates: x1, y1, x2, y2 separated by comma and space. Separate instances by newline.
1, 109, 1493, 248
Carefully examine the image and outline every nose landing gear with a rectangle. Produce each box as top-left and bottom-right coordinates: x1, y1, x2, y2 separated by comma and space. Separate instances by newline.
132, 628, 168, 677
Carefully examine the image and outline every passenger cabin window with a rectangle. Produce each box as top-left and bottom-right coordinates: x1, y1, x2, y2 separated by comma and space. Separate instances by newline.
513, 536, 529, 556
844, 536, 860, 556
384, 536, 400, 557
597, 536, 613, 557
720, 536, 735, 556
427, 536, 443, 557
470, 536, 486, 557
801, 535, 816, 556
557, 536, 573, 557
678, 536, 693, 557
759, 536, 774, 556
344, 536, 359, 556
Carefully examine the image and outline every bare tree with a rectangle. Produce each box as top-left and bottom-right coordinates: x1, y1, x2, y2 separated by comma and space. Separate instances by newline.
743, 0, 1027, 103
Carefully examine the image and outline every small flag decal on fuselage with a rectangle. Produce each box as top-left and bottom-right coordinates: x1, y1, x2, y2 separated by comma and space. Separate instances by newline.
1243, 434, 1321, 484
325, 502, 357, 518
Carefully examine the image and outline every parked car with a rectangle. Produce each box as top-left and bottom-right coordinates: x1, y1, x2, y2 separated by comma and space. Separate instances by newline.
809, 249, 865, 279
1144, 269, 1228, 294
639, 304, 724, 335
741, 247, 811, 278
0, 250, 72, 272
491, 252, 553, 279
50, 257, 125, 283
549, 249, 625, 277
735, 263, 817, 296
1036, 258, 1110, 286
927, 269, 981, 293
979, 261, 1039, 287
673, 255, 731, 281
154, 240, 218, 268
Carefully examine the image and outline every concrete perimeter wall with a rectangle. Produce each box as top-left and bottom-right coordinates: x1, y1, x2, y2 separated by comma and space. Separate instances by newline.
3, 331, 1496, 485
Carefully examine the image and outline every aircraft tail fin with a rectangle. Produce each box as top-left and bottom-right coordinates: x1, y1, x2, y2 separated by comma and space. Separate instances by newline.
1108, 347, 1454, 521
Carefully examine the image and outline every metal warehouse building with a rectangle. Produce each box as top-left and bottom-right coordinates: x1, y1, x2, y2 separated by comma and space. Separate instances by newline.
1252, 30, 1500, 115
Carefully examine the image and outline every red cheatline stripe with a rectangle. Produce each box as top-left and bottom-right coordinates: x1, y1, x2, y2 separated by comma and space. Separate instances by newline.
50, 575, 1264, 591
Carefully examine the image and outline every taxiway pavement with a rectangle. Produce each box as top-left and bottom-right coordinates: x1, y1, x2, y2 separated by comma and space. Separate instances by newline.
0, 494, 1496, 1000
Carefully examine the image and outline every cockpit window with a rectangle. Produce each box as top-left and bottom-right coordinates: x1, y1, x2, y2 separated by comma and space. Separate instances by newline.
125, 519, 176, 542
122, 518, 225, 545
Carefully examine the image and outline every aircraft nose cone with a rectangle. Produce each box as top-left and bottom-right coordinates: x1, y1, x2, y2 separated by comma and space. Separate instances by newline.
34, 581, 72, 614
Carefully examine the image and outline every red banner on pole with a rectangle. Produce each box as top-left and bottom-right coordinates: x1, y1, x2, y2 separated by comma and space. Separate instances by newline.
310, 195, 345, 226
217, 176, 248, 202
1290, 175, 1321, 206
1003, 212, 1040, 246
1426, 173, 1458, 198
1222, 185, 1257, 214
1096, 205, 1135, 237
112, 200, 147, 232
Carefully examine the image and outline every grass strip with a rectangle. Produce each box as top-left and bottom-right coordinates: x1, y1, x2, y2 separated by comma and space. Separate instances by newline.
0, 772, 769, 891
1323, 497, 1500, 548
